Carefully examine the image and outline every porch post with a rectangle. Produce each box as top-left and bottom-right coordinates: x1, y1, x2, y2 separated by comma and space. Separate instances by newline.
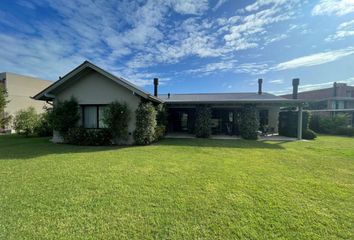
297, 105, 303, 140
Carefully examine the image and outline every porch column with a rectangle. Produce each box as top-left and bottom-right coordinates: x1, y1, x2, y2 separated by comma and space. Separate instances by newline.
297, 105, 303, 140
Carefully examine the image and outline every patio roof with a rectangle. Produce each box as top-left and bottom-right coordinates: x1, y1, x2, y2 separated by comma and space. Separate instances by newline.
159, 92, 304, 104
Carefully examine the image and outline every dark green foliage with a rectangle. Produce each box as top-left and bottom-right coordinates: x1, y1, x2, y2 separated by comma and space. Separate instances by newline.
0, 85, 11, 129
134, 102, 157, 145
309, 114, 321, 133
240, 105, 259, 140
65, 127, 113, 146
302, 129, 317, 140
13, 107, 39, 137
156, 104, 168, 127
154, 125, 166, 141
195, 105, 211, 138
310, 114, 349, 134
34, 108, 53, 137
279, 110, 316, 139
51, 97, 80, 135
103, 101, 130, 142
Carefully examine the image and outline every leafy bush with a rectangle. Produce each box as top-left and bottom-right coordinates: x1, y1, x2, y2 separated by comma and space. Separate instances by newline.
103, 101, 130, 142
302, 129, 317, 140
51, 97, 80, 135
13, 107, 39, 137
195, 105, 211, 138
65, 127, 112, 146
134, 102, 157, 145
154, 125, 166, 141
240, 105, 259, 140
309, 114, 352, 137
156, 104, 168, 127
34, 109, 53, 137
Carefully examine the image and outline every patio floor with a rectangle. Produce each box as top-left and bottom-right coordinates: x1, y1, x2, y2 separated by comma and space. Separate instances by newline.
165, 133, 298, 141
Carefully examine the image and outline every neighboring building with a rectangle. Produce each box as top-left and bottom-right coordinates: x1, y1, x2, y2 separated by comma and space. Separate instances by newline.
33, 61, 303, 143
281, 82, 354, 126
0, 72, 52, 132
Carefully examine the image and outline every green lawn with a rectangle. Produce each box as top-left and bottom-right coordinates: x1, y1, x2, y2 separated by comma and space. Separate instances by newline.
0, 135, 353, 239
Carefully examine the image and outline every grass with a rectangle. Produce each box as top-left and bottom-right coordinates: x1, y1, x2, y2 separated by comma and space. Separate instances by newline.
0, 135, 353, 239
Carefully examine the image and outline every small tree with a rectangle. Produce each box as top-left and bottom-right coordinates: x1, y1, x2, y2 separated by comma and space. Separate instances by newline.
34, 108, 54, 137
134, 102, 157, 145
0, 85, 11, 129
51, 97, 80, 135
195, 105, 211, 138
103, 101, 130, 142
240, 104, 259, 140
13, 107, 39, 137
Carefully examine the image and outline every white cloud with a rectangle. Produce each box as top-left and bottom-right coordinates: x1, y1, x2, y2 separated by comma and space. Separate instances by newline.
269, 79, 284, 84
273, 47, 354, 70
312, 0, 354, 16
213, 0, 228, 11
326, 19, 354, 41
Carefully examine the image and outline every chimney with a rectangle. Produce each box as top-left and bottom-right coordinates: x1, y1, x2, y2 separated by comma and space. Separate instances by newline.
333, 82, 337, 97
258, 78, 263, 95
153, 78, 158, 97
292, 78, 300, 99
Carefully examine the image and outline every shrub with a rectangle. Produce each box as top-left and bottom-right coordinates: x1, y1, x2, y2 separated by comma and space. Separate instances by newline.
195, 105, 211, 138
156, 104, 168, 127
13, 107, 39, 137
240, 105, 259, 140
302, 129, 317, 140
134, 102, 157, 145
309, 114, 351, 135
34, 109, 53, 137
279, 110, 310, 136
154, 125, 166, 141
65, 127, 112, 146
103, 101, 130, 142
51, 97, 80, 135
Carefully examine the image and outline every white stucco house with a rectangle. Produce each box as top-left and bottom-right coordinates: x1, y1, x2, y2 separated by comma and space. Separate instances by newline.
33, 61, 304, 143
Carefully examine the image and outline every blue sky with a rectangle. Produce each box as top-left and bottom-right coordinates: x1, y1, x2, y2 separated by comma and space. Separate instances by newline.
0, 0, 354, 95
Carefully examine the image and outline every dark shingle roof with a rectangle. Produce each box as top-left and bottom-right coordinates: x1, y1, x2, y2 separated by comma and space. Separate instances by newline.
159, 92, 296, 104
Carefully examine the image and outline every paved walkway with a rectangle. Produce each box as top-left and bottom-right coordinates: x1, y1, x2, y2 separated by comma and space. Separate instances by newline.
165, 133, 297, 141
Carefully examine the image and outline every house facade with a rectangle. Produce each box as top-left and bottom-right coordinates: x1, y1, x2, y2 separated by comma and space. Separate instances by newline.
34, 61, 303, 143
0, 72, 52, 132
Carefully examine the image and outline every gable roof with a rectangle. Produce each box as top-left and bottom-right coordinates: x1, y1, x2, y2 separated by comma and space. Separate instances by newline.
159, 92, 302, 104
33, 61, 162, 103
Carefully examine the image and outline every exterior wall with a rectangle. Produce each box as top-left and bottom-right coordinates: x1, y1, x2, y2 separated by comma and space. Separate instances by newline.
54, 70, 141, 144
1, 72, 52, 131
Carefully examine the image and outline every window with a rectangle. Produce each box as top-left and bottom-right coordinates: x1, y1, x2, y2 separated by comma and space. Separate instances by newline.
81, 105, 107, 128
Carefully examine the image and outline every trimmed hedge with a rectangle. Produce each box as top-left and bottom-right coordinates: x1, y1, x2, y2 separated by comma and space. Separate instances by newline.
239, 105, 259, 140
65, 127, 112, 146
279, 110, 317, 140
134, 102, 157, 145
195, 105, 211, 138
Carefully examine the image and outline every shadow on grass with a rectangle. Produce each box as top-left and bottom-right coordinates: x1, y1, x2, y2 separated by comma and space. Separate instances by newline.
155, 138, 286, 149
0, 135, 286, 161
0, 135, 128, 160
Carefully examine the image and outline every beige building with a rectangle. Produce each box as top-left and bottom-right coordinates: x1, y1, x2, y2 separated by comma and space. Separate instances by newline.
0, 72, 52, 131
